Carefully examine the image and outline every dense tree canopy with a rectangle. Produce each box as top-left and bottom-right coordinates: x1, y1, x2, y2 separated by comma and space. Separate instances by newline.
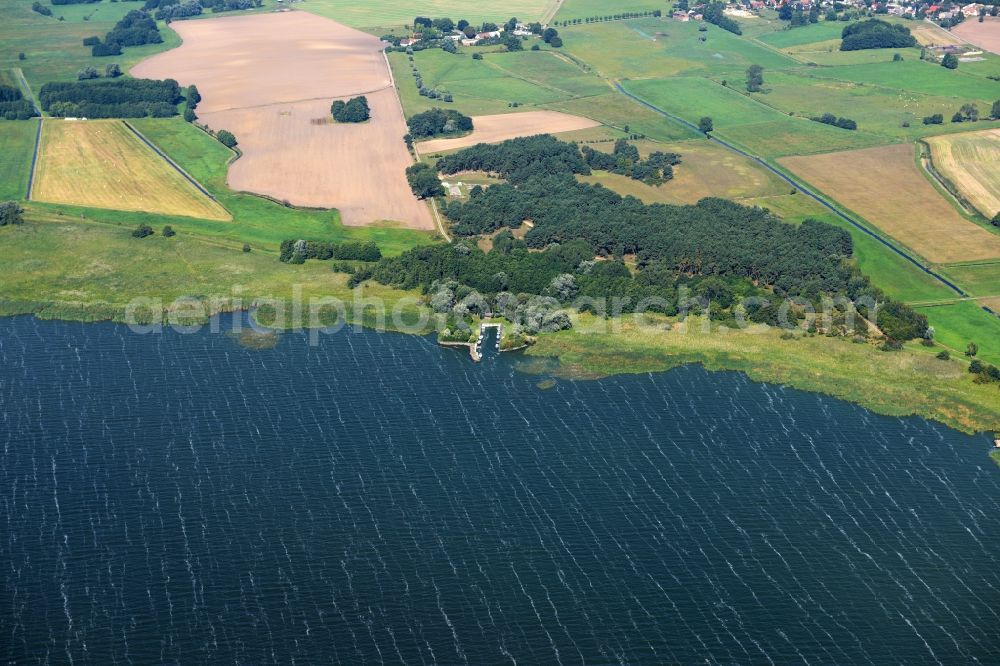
0, 85, 37, 120
703, 2, 742, 35
39, 78, 181, 118
368, 136, 927, 341
581, 140, 680, 185
91, 10, 162, 57
0, 201, 25, 226
840, 19, 916, 51
406, 108, 473, 137
331, 96, 370, 123
279, 239, 381, 264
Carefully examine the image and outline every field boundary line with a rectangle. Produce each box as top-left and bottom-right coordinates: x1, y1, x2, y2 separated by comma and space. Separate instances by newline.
917, 138, 992, 223
614, 80, 1000, 321
121, 120, 227, 209
25, 118, 42, 201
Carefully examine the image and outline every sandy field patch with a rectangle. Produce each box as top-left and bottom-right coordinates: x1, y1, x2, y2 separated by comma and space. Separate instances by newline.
579, 139, 786, 205
203, 90, 431, 226
416, 110, 600, 154
131, 12, 389, 113
33, 119, 230, 221
952, 17, 1000, 55
780, 143, 1000, 264
132, 11, 431, 229
926, 128, 1000, 219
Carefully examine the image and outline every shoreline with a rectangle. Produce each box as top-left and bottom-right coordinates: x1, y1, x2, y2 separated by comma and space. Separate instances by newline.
0, 303, 997, 437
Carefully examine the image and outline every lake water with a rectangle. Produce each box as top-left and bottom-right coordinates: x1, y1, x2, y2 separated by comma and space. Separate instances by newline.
2, 316, 998, 664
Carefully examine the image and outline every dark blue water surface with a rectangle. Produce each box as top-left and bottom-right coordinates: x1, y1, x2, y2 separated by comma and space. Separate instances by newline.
2, 316, 999, 665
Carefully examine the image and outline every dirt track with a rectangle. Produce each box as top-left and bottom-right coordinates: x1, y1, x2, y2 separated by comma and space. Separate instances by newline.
415, 111, 600, 155
131, 12, 433, 229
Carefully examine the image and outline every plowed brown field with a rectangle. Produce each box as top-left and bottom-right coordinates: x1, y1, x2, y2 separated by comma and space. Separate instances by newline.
132, 11, 433, 229
415, 111, 600, 155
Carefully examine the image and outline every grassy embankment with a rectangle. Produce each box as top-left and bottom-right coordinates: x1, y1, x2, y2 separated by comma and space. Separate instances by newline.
525, 313, 1000, 434
0, 118, 433, 323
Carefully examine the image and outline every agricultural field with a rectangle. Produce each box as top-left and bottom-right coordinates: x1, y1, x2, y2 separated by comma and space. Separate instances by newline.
0, 121, 37, 201
805, 60, 1000, 100
132, 11, 432, 229
560, 18, 799, 80
300, 0, 556, 29
623, 77, 886, 156
755, 70, 981, 140
780, 143, 1000, 264
925, 128, 1000, 219
389, 47, 607, 117
938, 262, 1000, 299
415, 110, 599, 154
951, 15, 1000, 55
578, 138, 788, 205
32, 120, 230, 221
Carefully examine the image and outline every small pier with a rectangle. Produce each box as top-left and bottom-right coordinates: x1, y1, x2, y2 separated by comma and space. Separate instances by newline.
472, 322, 502, 362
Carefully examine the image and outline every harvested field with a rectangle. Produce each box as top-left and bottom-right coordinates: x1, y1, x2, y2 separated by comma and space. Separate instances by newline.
780, 143, 1000, 264
926, 128, 1000, 220
910, 21, 969, 47
131, 12, 432, 229
32, 119, 230, 221
952, 17, 1000, 55
578, 139, 786, 205
415, 111, 600, 155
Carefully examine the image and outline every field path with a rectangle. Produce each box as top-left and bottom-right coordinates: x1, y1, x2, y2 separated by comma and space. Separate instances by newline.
132, 11, 433, 230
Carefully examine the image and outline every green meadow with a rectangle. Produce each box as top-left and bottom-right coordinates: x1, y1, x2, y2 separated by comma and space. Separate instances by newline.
0, 120, 37, 201
301, 0, 554, 29
622, 77, 886, 156
805, 60, 1000, 101
0, 1, 180, 90
916, 301, 1000, 366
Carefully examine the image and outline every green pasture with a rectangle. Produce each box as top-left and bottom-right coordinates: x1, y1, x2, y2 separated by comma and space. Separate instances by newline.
805, 60, 1000, 101
755, 20, 846, 48
389, 48, 609, 116
559, 19, 798, 80
0, 120, 37, 201
301, 0, 553, 29
916, 300, 1000, 366
754, 70, 992, 141
0, 1, 180, 90
939, 263, 1000, 298
622, 77, 886, 156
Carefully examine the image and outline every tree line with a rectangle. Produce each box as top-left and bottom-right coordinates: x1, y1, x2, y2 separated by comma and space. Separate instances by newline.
703, 2, 742, 35
811, 113, 857, 130
581, 139, 681, 185
149, 0, 262, 21
39, 77, 181, 118
331, 96, 370, 123
407, 107, 473, 137
279, 239, 382, 264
